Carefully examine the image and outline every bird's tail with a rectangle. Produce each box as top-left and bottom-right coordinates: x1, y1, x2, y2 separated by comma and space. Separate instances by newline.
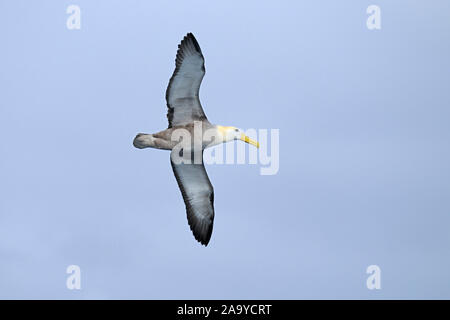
133, 133, 154, 149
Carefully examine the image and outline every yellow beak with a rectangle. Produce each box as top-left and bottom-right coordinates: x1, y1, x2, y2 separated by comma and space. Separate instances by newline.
240, 133, 259, 148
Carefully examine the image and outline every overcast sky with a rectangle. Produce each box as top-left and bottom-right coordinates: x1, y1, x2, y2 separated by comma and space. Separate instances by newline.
1, 0, 450, 299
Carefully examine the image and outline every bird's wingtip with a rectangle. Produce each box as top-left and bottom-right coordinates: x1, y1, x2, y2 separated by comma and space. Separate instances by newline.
193, 231, 212, 247
189, 220, 213, 247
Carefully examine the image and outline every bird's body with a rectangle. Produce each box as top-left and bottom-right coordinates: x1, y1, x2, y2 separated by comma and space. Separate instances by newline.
133, 33, 258, 246
134, 121, 216, 151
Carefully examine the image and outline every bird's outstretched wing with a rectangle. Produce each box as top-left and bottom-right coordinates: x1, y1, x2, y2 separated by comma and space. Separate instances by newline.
166, 33, 207, 128
170, 150, 214, 246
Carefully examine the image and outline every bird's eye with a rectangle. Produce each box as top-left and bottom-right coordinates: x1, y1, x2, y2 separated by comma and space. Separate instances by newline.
235, 129, 239, 132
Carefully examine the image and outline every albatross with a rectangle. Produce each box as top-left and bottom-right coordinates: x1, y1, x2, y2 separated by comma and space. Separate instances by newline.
133, 33, 259, 246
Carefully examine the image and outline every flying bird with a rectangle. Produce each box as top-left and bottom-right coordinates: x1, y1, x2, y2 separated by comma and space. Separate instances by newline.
133, 33, 259, 246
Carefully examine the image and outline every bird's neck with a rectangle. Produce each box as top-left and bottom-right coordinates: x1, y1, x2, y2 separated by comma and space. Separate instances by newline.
215, 125, 233, 143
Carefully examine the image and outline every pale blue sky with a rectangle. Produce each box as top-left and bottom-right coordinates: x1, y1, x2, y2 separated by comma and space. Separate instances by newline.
1, 0, 450, 299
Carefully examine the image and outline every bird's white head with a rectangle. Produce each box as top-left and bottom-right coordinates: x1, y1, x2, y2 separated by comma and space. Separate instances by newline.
216, 126, 259, 148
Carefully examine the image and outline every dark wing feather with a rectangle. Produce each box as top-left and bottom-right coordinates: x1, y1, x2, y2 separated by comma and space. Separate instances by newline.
170, 150, 214, 246
166, 33, 207, 128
